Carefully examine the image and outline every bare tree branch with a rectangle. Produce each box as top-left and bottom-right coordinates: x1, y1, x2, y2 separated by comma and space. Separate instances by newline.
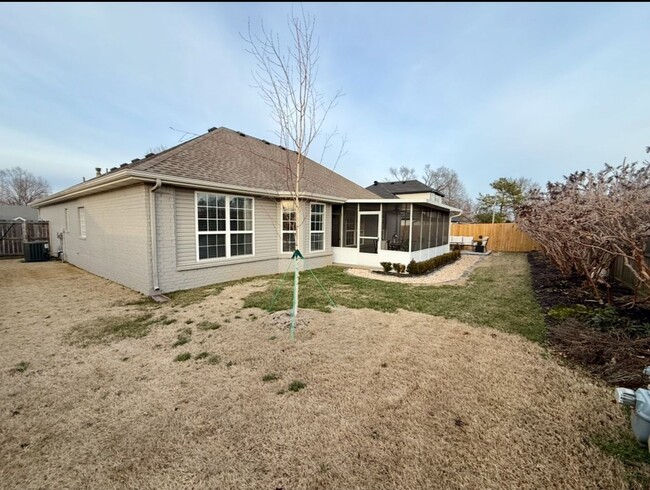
0, 166, 51, 205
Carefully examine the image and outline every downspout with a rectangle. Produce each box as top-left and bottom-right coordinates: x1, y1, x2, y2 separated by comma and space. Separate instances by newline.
150, 179, 162, 291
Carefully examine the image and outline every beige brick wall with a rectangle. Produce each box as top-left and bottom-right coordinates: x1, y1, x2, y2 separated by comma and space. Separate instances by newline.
155, 187, 333, 293
39, 184, 335, 295
39, 184, 152, 293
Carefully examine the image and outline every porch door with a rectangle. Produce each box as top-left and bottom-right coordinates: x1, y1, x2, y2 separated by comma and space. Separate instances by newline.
359, 213, 379, 253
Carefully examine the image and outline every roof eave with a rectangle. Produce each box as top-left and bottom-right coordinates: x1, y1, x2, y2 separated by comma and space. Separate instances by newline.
33, 169, 352, 207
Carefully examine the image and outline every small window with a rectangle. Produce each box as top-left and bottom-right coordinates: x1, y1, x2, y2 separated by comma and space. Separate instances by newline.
281, 201, 296, 253
78, 207, 86, 238
64, 208, 69, 232
310, 203, 325, 252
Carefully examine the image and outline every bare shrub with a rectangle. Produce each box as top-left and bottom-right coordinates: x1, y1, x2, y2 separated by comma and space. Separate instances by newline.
518, 160, 650, 304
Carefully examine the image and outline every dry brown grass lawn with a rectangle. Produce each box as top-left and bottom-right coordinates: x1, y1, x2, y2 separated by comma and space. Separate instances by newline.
0, 259, 637, 489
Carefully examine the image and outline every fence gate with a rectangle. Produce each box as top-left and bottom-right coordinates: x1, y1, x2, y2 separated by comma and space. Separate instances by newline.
0, 220, 50, 256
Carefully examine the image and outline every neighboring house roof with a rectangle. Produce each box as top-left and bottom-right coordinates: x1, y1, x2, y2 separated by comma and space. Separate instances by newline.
0, 204, 39, 221
34, 127, 378, 207
366, 180, 444, 198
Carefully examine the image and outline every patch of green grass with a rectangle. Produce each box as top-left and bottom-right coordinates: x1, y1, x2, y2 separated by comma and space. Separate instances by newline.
67, 314, 157, 346
174, 352, 192, 362
590, 430, 650, 486
288, 380, 306, 392
172, 328, 192, 347
262, 373, 280, 382
195, 351, 210, 360
207, 354, 221, 365
548, 304, 588, 320
166, 286, 224, 307
197, 321, 221, 331
12, 361, 29, 373
172, 336, 190, 347
121, 296, 157, 307
244, 254, 546, 343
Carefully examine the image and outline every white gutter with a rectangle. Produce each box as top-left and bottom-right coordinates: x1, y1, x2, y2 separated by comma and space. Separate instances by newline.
149, 178, 162, 291
33, 169, 353, 207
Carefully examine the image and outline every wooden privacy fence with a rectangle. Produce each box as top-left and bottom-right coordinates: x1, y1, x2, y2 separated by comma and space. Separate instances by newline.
451, 223, 538, 253
609, 244, 650, 296
0, 220, 50, 256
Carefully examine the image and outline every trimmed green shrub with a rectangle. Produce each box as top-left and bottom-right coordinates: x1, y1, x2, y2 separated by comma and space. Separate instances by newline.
379, 261, 393, 273
406, 250, 461, 276
392, 263, 406, 276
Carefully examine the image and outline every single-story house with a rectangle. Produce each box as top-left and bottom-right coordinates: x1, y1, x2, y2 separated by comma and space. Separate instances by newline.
33, 127, 458, 295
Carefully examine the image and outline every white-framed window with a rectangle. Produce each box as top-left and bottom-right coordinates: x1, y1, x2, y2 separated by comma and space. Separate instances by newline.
77, 207, 86, 238
281, 200, 296, 253
196, 192, 253, 260
310, 203, 325, 252
64, 208, 69, 232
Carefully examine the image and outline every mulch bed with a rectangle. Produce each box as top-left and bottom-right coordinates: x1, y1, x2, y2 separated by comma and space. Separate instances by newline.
528, 251, 650, 388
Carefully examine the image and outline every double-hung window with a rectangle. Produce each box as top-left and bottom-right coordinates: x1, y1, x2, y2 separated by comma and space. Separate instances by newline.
281, 201, 296, 253
310, 203, 325, 251
196, 192, 253, 260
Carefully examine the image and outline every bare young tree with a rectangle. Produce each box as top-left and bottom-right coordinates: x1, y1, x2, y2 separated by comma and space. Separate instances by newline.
388, 165, 417, 181
244, 8, 341, 338
0, 166, 50, 205
422, 165, 472, 211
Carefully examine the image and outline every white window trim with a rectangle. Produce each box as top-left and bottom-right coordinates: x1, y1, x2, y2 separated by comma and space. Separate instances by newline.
280, 200, 297, 254
78, 207, 86, 239
64, 208, 69, 233
194, 192, 255, 262
309, 202, 326, 253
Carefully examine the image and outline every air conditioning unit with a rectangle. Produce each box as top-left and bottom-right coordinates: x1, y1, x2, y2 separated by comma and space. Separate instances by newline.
24, 241, 49, 262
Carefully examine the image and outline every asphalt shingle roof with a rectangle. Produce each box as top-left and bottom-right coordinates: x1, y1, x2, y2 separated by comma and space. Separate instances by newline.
125, 127, 377, 200
366, 180, 444, 198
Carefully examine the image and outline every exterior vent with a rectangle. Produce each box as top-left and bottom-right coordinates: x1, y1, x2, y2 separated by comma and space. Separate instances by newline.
207, 127, 217, 132
262, 140, 270, 145
279, 146, 286, 151
120, 163, 128, 168
110, 167, 118, 172
145, 152, 155, 158
131, 158, 141, 163
237, 132, 246, 137
95, 167, 102, 177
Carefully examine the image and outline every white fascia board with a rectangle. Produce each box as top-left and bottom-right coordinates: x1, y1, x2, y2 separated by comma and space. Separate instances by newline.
33, 169, 349, 207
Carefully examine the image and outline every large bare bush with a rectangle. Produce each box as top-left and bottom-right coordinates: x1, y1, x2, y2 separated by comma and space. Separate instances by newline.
518, 160, 650, 304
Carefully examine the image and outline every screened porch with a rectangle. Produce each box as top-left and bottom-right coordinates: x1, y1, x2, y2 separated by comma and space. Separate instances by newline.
331, 201, 453, 268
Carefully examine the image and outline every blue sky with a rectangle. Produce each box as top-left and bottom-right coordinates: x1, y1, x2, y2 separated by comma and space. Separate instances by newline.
1, 2, 649, 199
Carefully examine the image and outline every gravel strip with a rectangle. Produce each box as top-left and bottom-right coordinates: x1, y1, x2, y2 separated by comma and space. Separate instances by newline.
345, 254, 485, 285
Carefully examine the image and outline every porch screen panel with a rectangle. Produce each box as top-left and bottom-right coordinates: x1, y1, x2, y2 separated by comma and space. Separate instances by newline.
422, 209, 431, 250
442, 211, 450, 245
343, 204, 357, 248
411, 205, 422, 252
331, 205, 342, 247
